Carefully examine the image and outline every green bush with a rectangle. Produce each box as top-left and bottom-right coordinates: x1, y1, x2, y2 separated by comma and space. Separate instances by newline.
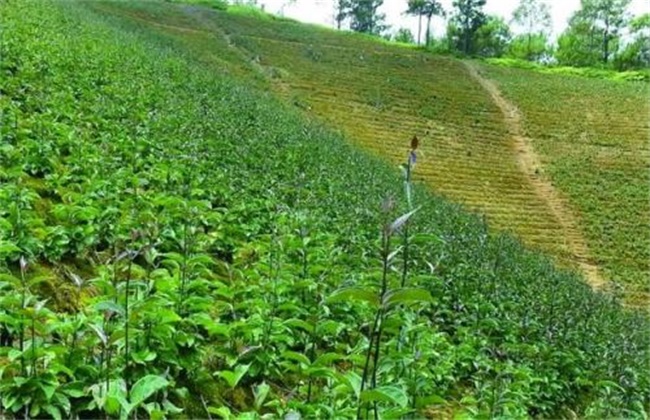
486, 57, 650, 82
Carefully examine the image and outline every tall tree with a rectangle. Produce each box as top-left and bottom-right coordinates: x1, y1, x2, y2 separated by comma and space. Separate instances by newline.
557, 0, 631, 66
450, 0, 487, 54
334, 0, 351, 30
405, 0, 426, 45
511, 0, 552, 60
615, 13, 650, 69
406, 0, 444, 46
348, 0, 386, 35
586, 0, 631, 63
555, 14, 601, 66
422, 0, 445, 46
474, 15, 512, 57
508, 33, 551, 61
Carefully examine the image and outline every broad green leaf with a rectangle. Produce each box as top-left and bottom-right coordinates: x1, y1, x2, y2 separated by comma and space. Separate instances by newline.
2, 393, 18, 412
313, 352, 345, 366
338, 371, 362, 398
43, 405, 62, 420
62, 381, 86, 398
157, 309, 182, 324
315, 320, 342, 335
52, 391, 71, 414
382, 407, 414, 418
305, 367, 336, 378
40, 380, 57, 400
218, 364, 250, 389
132, 350, 157, 364
130, 375, 169, 407
416, 395, 447, 408
326, 287, 378, 307
253, 382, 270, 411
410, 233, 443, 245
8, 349, 22, 361
208, 406, 232, 419
163, 399, 184, 414
281, 351, 311, 366
150, 409, 165, 420
283, 318, 314, 334
88, 323, 107, 345
0, 241, 20, 256
104, 394, 123, 416
205, 322, 230, 337
29, 403, 41, 418
383, 288, 433, 309
94, 300, 125, 316
360, 385, 408, 408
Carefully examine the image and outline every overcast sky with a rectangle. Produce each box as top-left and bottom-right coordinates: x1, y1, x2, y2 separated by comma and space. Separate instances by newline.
256, 0, 650, 38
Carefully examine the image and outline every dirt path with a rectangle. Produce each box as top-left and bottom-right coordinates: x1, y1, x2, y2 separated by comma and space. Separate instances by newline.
463, 61, 606, 290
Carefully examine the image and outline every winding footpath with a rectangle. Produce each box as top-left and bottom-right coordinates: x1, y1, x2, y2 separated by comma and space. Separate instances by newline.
463, 61, 606, 290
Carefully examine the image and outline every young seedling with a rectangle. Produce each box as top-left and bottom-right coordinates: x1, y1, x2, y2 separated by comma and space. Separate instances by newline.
19, 256, 28, 376
401, 135, 419, 288
357, 198, 421, 419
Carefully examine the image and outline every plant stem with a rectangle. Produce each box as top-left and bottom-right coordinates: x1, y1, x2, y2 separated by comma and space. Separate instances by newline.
178, 220, 188, 316
401, 223, 409, 288
357, 309, 380, 420
30, 313, 36, 376
124, 255, 133, 400
19, 265, 26, 376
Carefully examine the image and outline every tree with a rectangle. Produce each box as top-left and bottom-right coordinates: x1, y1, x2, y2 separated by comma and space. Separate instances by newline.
394, 27, 415, 43
422, 0, 445, 46
586, 0, 631, 63
450, 0, 487, 55
474, 15, 512, 57
334, 0, 351, 30
615, 13, 650, 69
555, 15, 602, 67
405, 0, 426, 45
511, 0, 552, 60
348, 0, 386, 35
556, 0, 631, 66
405, 0, 445, 47
508, 33, 551, 61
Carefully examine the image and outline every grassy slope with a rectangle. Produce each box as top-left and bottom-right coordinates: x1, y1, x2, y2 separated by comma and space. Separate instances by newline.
90, 1, 649, 302
89, 1, 650, 299
200, 8, 576, 265
1, 0, 649, 418
483, 65, 650, 297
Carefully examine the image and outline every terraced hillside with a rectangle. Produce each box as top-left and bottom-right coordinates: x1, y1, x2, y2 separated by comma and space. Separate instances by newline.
88, 2, 601, 287
3, 1, 650, 418
484, 66, 650, 301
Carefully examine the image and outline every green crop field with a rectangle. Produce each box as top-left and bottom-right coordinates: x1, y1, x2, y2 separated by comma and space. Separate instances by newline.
1, 0, 649, 419
482, 65, 650, 301
181, 6, 573, 267
85, 1, 650, 306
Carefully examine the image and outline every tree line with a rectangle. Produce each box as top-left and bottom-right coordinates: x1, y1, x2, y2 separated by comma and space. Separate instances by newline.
333, 0, 649, 71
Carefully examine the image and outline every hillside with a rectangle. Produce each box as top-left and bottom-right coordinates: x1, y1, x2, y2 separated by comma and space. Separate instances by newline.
87, 1, 650, 306
483, 66, 650, 301
1, 1, 649, 419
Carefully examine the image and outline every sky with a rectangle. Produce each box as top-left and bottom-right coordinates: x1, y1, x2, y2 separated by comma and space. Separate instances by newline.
255, 0, 650, 39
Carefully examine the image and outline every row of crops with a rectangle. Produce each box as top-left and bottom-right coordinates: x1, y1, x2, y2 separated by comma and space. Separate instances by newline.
138, 1, 590, 276
484, 65, 650, 300
1, 0, 649, 418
